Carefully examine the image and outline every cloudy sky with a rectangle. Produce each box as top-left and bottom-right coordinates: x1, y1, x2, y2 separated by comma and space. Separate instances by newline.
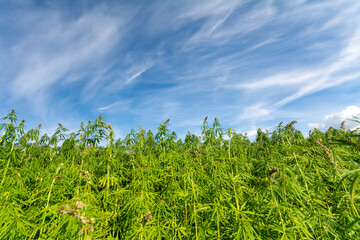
1, 0, 360, 139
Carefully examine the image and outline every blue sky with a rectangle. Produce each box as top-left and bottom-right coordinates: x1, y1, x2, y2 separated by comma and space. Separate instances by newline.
1, 0, 360, 139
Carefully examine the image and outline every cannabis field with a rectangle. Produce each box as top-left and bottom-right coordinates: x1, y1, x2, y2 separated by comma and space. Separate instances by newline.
1, 110, 360, 239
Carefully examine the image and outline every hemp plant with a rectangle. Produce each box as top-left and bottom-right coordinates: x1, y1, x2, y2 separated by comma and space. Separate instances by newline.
1, 109, 360, 239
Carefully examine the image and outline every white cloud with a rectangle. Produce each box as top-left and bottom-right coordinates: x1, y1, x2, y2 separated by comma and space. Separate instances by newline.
229, 7, 360, 118
183, 1, 275, 47
177, 0, 241, 21
308, 105, 360, 131
339, 27, 360, 64
124, 61, 153, 86
96, 100, 132, 112
100, 60, 154, 95
234, 25, 360, 94
239, 104, 272, 120
233, 70, 321, 89
9, 6, 128, 103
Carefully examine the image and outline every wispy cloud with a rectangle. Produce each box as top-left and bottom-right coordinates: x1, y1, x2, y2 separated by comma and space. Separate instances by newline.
1, 4, 137, 119
143, 0, 360, 134
182, 1, 275, 48
96, 100, 132, 113
215, 2, 360, 122
11, 7, 124, 96
124, 62, 153, 85
106, 60, 154, 92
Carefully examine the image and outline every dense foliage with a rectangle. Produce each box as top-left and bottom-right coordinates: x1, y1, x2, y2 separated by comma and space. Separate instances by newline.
1, 110, 360, 239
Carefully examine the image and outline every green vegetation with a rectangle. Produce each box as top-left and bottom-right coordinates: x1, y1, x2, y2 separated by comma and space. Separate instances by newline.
1, 110, 360, 239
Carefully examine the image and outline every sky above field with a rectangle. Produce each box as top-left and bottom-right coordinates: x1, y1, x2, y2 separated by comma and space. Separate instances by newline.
1, 0, 360, 139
